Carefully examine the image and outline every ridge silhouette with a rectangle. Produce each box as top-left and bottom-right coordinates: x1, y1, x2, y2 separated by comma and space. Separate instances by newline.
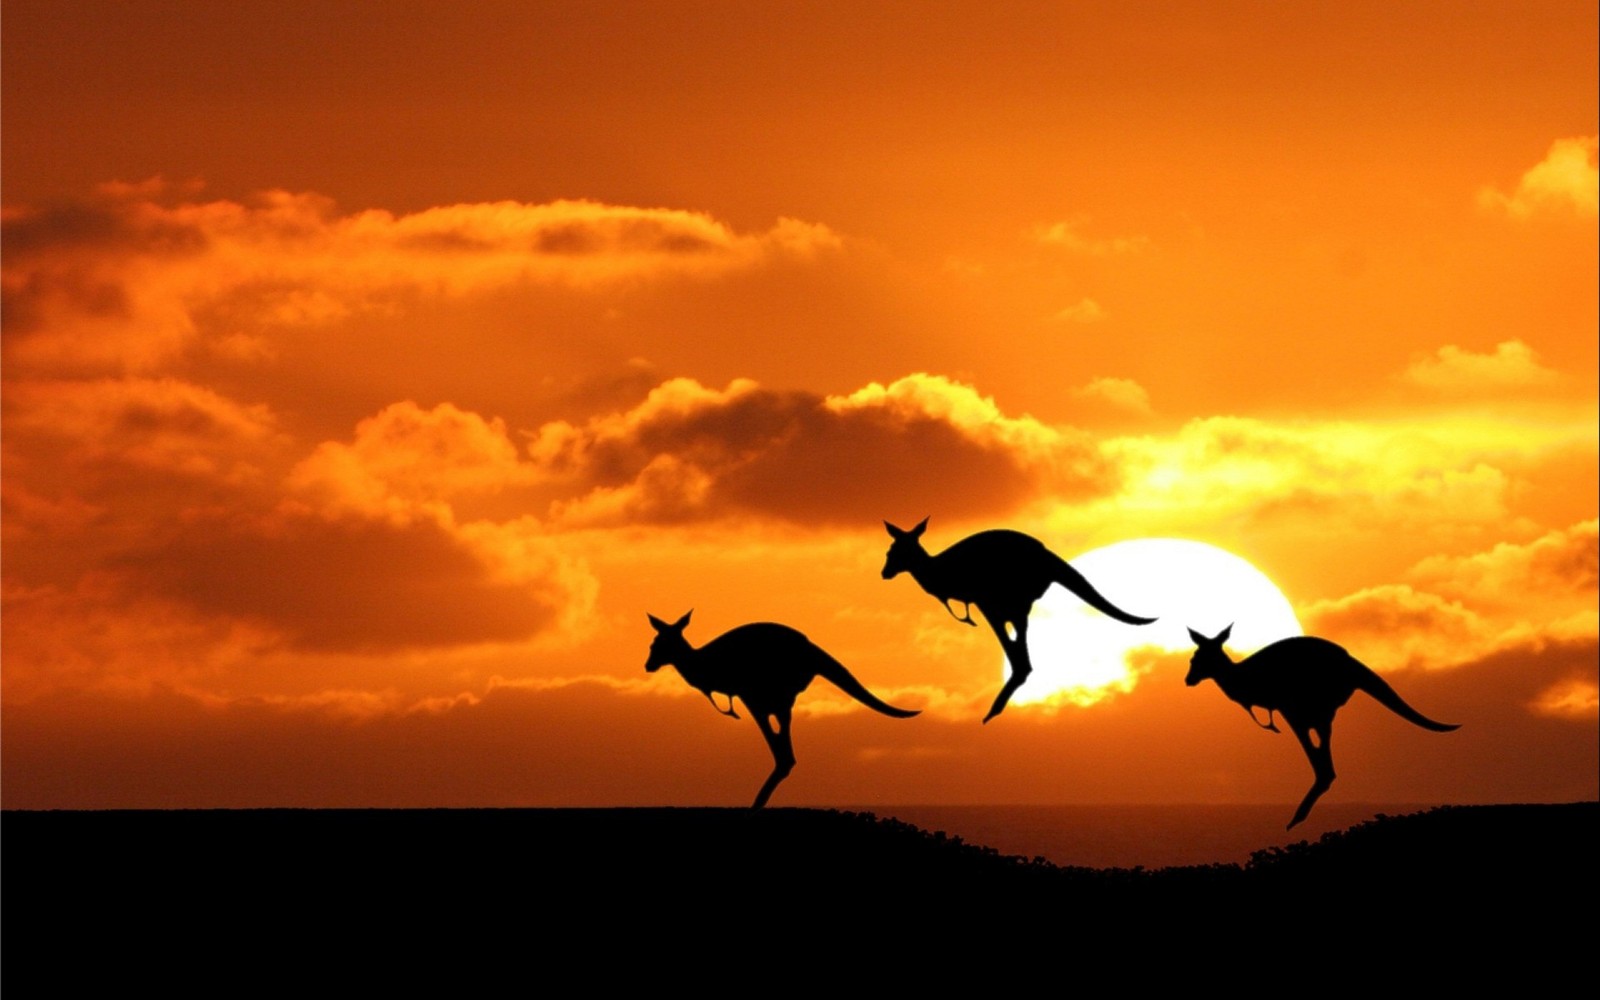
1186, 625, 1461, 829
645, 610, 919, 808
882, 518, 1156, 722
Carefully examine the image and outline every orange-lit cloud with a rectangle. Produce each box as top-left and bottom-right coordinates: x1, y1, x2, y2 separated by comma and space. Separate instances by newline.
1054, 298, 1107, 324
530, 373, 1114, 526
1302, 521, 1599, 676
119, 509, 587, 654
1478, 136, 1599, 219
288, 400, 534, 525
1047, 411, 1594, 550
2, 185, 841, 373
0, 579, 275, 703
3, 376, 282, 485
1530, 678, 1599, 720
1408, 520, 1598, 610
1034, 218, 1149, 255
1400, 340, 1560, 394
1072, 376, 1152, 415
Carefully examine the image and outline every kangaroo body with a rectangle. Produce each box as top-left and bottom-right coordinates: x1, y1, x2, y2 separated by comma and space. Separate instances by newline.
882, 519, 1155, 723
645, 611, 918, 808
1186, 627, 1459, 829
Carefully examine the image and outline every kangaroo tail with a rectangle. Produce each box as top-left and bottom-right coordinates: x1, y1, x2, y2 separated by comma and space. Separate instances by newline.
1051, 553, 1157, 625
814, 651, 919, 719
1353, 659, 1459, 732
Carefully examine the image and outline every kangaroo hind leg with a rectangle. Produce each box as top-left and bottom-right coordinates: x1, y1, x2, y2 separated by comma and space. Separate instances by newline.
750, 703, 797, 810
982, 609, 1034, 724
1286, 720, 1337, 830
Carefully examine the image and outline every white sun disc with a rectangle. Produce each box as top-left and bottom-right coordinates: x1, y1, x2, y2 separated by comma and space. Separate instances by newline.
1011, 538, 1302, 706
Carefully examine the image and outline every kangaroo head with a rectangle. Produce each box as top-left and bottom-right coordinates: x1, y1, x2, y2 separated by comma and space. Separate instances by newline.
881, 517, 930, 579
1185, 624, 1232, 686
645, 610, 694, 672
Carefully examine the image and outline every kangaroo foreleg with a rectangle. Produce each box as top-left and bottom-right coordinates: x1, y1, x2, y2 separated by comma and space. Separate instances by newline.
1246, 705, 1280, 733
1287, 723, 1337, 830
942, 599, 978, 627
750, 707, 796, 810
704, 691, 740, 719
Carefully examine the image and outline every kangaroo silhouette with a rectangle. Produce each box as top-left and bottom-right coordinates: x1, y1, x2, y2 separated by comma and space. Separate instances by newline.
881, 518, 1155, 723
645, 611, 919, 808
1186, 625, 1460, 829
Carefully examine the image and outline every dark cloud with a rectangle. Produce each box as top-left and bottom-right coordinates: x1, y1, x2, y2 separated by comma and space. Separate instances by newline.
1, 196, 206, 345
120, 513, 566, 653
541, 380, 1113, 526
1, 199, 207, 258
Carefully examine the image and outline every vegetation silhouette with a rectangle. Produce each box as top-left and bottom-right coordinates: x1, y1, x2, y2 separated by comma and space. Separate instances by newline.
9, 804, 1590, 970
1186, 625, 1461, 829
882, 518, 1155, 722
645, 610, 919, 807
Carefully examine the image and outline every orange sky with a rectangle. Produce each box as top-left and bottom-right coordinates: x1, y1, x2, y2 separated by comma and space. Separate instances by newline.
3, 1, 1596, 809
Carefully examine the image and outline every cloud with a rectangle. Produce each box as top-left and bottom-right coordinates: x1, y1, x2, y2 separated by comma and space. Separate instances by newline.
0, 579, 277, 702
530, 373, 1113, 526
1300, 584, 1494, 672
1053, 298, 1107, 324
1478, 136, 1599, 219
1300, 522, 1599, 675
288, 400, 535, 524
1034, 218, 1149, 255
3, 386, 598, 662
3, 376, 283, 486
118, 508, 593, 654
1407, 520, 1598, 610
1531, 678, 1599, 720
1071, 376, 1152, 415
1399, 340, 1560, 394
0, 376, 290, 585
1032, 407, 1597, 606
1085, 414, 1543, 534
2, 184, 842, 373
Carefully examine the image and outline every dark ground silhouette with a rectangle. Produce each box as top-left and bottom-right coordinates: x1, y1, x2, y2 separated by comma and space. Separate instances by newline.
882, 518, 1155, 722
4, 803, 1591, 981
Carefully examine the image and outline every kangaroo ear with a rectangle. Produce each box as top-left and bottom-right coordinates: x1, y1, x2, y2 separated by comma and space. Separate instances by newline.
647, 613, 669, 632
1218, 623, 1233, 643
1187, 627, 1206, 645
911, 516, 929, 537
884, 520, 905, 539
673, 609, 693, 630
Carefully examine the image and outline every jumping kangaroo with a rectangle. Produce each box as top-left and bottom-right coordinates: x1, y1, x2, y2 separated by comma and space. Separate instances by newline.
1186, 625, 1460, 829
881, 518, 1155, 723
645, 611, 919, 808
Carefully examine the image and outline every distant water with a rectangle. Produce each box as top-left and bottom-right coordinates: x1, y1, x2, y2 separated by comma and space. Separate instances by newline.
857, 804, 1442, 869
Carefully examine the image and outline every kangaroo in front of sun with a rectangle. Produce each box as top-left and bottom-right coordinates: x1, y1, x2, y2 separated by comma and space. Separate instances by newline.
881, 518, 1156, 723
1186, 625, 1460, 829
644, 611, 919, 809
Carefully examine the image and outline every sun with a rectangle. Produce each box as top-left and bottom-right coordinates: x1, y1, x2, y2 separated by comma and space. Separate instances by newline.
1010, 538, 1302, 707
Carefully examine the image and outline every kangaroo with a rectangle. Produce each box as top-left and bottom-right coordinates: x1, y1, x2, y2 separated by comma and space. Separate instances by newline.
645, 611, 919, 809
1186, 625, 1460, 829
881, 518, 1155, 723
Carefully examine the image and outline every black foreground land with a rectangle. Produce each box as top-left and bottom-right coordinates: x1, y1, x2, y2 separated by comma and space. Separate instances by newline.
6, 803, 1594, 977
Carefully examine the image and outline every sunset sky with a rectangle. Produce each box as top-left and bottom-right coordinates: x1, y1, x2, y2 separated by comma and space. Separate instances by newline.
4, 1, 1595, 810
